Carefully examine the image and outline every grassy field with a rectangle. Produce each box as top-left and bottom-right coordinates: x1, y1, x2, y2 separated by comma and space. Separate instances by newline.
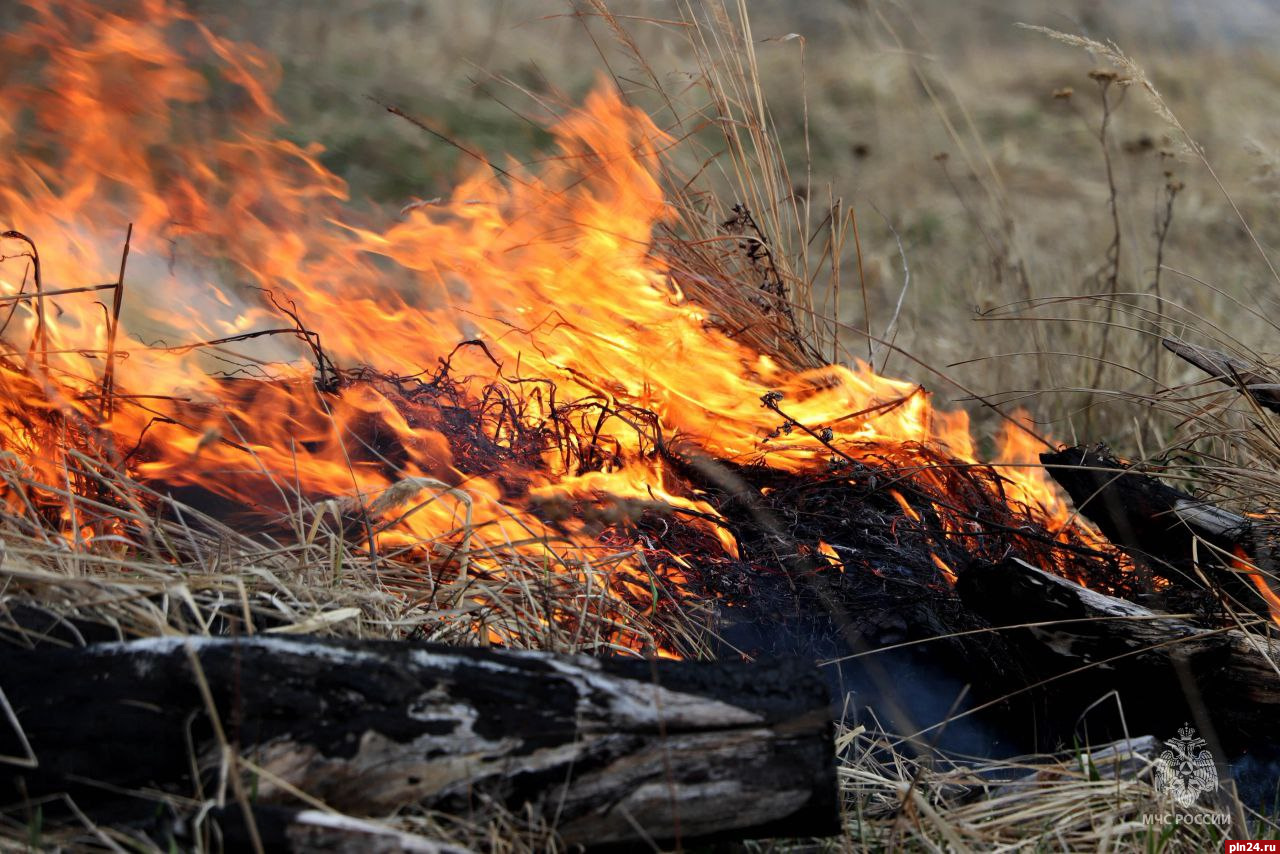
200, 0, 1280, 473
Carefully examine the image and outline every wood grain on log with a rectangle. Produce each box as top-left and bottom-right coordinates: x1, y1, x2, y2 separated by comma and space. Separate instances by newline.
958, 558, 1280, 754
0, 636, 838, 848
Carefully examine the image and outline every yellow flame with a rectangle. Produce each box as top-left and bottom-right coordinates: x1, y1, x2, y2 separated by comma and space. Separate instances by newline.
0, 0, 1114, 648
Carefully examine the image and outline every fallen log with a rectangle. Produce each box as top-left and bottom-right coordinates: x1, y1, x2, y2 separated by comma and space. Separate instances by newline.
1037, 443, 1280, 623
1163, 338, 1280, 414
0, 636, 838, 848
1038, 444, 1247, 580
957, 557, 1280, 756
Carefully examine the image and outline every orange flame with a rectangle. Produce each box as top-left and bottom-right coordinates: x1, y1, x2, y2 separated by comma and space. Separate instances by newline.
0, 0, 1111, 646
1231, 546, 1280, 628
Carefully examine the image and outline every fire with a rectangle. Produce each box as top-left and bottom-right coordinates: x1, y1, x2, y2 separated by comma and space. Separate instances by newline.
931, 554, 957, 585
1231, 546, 1280, 628
0, 0, 1109, 649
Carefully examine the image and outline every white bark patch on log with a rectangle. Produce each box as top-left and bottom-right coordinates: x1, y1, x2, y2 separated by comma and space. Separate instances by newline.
283, 810, 471, 854
1171, 498, 1248, 539
553, 731, 813, 843
539, 655, 765, 729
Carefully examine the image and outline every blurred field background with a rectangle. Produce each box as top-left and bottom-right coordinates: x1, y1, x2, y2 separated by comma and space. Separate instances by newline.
193, 0, 1280, 468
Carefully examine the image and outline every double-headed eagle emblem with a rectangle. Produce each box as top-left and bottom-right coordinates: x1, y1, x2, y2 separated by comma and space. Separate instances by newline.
1153, 724, 1217, 808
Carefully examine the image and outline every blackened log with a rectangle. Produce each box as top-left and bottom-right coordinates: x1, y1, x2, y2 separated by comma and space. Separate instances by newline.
1038, 445, 1266, 603
1039, 444, 1247, 569
1163, 338, 1280, 414
0, 636, 837, 848
958, 558, 1280, 754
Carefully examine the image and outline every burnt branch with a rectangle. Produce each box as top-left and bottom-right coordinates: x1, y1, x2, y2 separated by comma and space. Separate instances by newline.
1163, 337, 1280, 414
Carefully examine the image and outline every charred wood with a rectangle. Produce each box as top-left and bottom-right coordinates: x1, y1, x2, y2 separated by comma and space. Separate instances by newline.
957, 558, 1280, 755
1163, 338, 1280, 414
1038, 444, 1269, 613
0, 636, 838, 848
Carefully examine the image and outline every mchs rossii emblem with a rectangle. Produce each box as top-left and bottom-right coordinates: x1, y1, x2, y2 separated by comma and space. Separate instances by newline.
1153, 724, 1218, 808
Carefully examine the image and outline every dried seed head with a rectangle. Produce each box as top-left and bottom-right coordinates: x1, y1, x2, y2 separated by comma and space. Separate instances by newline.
1052, 86, 1074, 100
1123, 134, 1155, 154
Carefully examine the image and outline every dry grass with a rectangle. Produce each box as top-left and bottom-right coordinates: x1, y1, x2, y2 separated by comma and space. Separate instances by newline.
5, 0, 1280, 850
832, 723, 1253, 853
0, 459, 716, 657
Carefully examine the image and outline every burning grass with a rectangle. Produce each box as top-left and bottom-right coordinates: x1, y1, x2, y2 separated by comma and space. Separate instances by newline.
1, 0, 1279, 849
0, 0, 1119, 655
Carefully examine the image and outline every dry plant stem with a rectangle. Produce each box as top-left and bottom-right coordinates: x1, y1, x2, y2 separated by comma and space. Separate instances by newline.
873, 205, 911, 376
261, 289, 337, 392
1086, 75, 1122, 420
374, 98, 526, 188
0, 231, 46, 374
1148, 179, 1180, 389
0, 282, 119, 306
849, 202, 872, 363
823, 193, 841, 364
1021, 24, 1280, 296
182, 640, 265, 854
100, 223, 132, 421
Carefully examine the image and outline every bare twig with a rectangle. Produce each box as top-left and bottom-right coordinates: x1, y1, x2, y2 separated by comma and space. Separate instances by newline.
0, 231, 47, 374
101, 223, 133, 420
